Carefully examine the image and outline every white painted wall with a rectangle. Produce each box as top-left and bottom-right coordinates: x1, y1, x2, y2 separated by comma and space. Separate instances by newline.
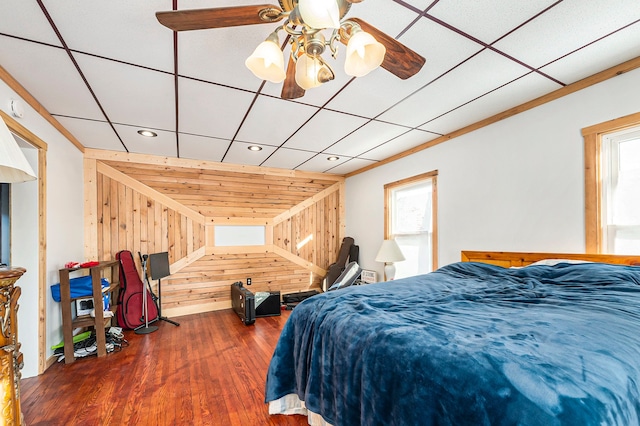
346, 68, 640, 280
0, 80, 84, 377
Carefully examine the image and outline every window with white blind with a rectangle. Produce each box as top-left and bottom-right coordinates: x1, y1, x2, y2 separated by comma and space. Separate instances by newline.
384, 170, 438, 279
601, 127, 640, 254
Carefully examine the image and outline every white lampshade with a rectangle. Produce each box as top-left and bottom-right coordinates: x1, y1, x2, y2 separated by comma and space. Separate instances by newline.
295, 54, 334, 90
0, 115, 36, 183
298, 0, 340, 29
344, 30, 386, 77
375, 239, 405, 263
245, 36, 286, 83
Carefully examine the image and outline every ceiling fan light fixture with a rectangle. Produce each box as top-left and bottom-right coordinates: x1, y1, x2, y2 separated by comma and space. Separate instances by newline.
298, 0, 341, 29
245, 32, 286, 83
295, 54, 335, 90
344, 29, 386, 77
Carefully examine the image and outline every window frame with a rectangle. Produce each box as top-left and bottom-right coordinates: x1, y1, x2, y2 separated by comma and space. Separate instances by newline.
583, 111, 640, 253
384, 170, 438, 273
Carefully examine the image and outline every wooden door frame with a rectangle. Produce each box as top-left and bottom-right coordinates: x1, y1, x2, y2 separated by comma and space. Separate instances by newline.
1, 110, 48, 374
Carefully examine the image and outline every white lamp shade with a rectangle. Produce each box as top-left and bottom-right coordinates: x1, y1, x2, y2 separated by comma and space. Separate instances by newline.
245, 40, 286, 83
0, 115, 36, 183
298, 0, 340, 29
295, 54, 334, 90
375, 239, 405, 263
344, 31, 386, 77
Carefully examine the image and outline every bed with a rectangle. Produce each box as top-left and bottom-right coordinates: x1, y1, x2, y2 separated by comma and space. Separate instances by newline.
265, 251, 640, 425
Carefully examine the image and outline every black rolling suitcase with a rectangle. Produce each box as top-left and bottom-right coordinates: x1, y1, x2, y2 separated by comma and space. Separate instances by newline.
231, 282, 255, 325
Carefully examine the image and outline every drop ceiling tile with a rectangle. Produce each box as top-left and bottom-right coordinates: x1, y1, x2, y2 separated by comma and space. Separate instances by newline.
179, 133, 230, 163
295, 154, 350, 174
223, 141, 277, 166
74, 53, 174, 130
0, 38, 105, 121
55, 116, 125, 152
325, 157, 377, 175
398, 0, 432, 11
428, 0, 560, 44
346, 0, 422, 39
113, 124, 177, 157
420, 72, 560, 135
260, 148, 317, 170
326, 17, 483, 119
378, 48, 531, 128
358, 129, 438, 161
178, 76, 255, 139
0, 1, 61, 45
42, 0, 173, 72
283, 110, 369, 151
326, 121, 410, 157
178, 23, 268, 92
539, 22, 640, 84
235, 95, 319, 146
492, 0, 640, 69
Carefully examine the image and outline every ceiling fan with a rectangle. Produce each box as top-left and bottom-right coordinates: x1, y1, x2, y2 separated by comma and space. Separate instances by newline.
156, 0, 426, 100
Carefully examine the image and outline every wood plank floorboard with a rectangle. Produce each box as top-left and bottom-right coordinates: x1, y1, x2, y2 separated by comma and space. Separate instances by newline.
21, 309, 308, 426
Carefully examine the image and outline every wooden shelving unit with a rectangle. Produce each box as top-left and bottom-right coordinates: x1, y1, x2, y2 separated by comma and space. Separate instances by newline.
58, 261, 120, 364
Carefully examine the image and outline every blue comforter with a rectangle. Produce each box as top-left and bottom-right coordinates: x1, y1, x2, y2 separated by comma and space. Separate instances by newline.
265, 261, 640, 425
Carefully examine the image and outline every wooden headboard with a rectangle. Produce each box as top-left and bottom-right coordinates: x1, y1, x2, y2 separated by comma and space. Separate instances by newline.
461, 251, 640, 267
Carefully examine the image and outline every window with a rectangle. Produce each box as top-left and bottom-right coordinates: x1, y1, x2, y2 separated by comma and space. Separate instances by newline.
384, 170, 438, 279
0, 183, 8, 266
600, 128, 640, 253
583, 111, 640, 253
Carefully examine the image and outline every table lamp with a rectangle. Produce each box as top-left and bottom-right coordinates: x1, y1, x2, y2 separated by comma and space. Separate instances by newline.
375, 239, 405, 281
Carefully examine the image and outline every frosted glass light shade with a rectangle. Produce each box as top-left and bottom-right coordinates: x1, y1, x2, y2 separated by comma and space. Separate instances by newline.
0, 115, 36, 183
245, 40, 286, 83
295, 54, 334, 90
344, 31, 386, 77
298, 0, 340, 29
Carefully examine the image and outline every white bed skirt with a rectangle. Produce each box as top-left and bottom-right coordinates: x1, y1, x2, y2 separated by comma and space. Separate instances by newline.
268, 394, 334, 426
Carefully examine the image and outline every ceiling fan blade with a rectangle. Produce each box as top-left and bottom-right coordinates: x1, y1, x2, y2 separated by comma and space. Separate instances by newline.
346, 18, 425, 80
156, 5, 284, 31
281, 56, 305, 100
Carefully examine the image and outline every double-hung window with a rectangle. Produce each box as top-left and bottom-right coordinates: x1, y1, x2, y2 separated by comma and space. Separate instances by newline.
384, 170, 438, 279
600, 128, 640, 253
584, 112, 640, 253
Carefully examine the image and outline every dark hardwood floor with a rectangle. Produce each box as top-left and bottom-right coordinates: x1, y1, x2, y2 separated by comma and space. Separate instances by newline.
21, 309, 307, 425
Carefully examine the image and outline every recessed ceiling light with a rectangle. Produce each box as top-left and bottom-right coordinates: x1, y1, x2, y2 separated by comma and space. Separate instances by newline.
327, 156, 340, 161
137, 129, 158, 137
248, 145, 263, 151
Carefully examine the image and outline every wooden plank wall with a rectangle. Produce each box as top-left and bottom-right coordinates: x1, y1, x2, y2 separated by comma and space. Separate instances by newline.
273, 190, 340, 269
96, 173, 205, 267
85, 150, 345, 318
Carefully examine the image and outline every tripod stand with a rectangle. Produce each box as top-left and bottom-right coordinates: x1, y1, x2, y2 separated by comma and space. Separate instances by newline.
148, 252, 180, 327
134, 254, 159, 334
